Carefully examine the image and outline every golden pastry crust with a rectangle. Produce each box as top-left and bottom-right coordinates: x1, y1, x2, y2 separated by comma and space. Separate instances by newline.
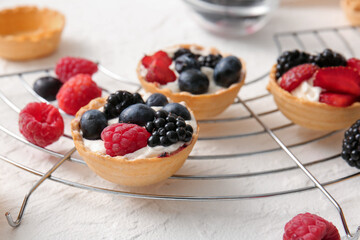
71, 97, 199, 187
0, 6, 65, 61
267, 64, 360, 131
341, 0, 360, 25
137, 44, 246, 120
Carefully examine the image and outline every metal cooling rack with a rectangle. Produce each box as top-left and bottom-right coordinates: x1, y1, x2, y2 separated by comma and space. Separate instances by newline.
1, 26, 360, 239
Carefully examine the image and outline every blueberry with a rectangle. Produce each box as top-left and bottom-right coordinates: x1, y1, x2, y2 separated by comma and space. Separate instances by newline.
163, 103, 191, 120
214, 56, 242, 88
175, 54, 200, 73
146, 93, 169, 107
119, 103, 155, 126
178, 69, 209, 94
80, 110, 108, 140
173, 48, 192, 60
33, 76, 62, 101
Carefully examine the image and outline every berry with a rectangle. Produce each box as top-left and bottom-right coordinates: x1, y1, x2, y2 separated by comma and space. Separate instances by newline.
146, 93, 169, 107
173, 48, 193, 60
101, 123, 151, 157
314, 67, 360, 96
178, 69, 209, 94
279, 64, 319, 92
198, 54, 222, 68
310, 49, 347, 68
276, 50, 311, 79
342, 119, 360, 168
175, 54, 200, 73
141, 50, 172, 69
214, 56, 242, 88
33, 76, 63, 101
103, 90, 144, 119
55, 57, 98, 83
119, 103, 156, 126
145, 110, 193, 147
80, 110, 108, 140
347, 58, 360, 72
19, 102, 64, 147
283, 213, 340, 240
146, 58, 176, 85
163, 103, 191, 120
319, 92, 356, 107
56, 74, 102, 116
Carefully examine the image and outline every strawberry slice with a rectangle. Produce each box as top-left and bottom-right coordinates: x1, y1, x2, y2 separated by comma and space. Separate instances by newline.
314, 67, 360, 96
145, 58, 176, 85
141, 50, 172, 69
279, 64, 319, 92
319, 92, 356, 107
347, 58, 360, 73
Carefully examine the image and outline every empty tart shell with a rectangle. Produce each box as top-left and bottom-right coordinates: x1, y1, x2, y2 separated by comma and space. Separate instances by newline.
267, 64, 360, 131
0, 6, 65, 61
71, 97, 199, 187
341, 0, 360, 25
137, 44, 246, 120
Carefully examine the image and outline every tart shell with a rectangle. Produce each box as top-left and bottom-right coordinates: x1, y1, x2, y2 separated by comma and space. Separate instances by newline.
267, 64, 360, 131
0, 6, 65, 61
137, 44, 246, 120
71, 97, 199, 187
341, 0, 360, 25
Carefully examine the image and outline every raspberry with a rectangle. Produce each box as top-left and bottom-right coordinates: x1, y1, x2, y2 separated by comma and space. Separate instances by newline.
19, 102, 64, 147
55, 57, 98, 83
283, 213, 340, 240
56, 74, 102, 116
101, 123, 151, 157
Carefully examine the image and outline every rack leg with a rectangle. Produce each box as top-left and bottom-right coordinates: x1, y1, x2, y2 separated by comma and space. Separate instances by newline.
5, 147, 76, 227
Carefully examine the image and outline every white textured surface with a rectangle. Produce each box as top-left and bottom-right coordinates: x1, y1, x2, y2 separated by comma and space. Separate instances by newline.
1, 0, 360, 239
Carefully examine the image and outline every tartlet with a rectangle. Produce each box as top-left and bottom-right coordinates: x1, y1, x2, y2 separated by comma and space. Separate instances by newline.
71, 97, 199, 187
341, 0, 360, 25
267, 64, 360, 131
137, 44, 246, 120
0, 6, 65, 61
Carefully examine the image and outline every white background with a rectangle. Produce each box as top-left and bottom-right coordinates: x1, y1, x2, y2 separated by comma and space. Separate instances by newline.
1, 0, 360, 239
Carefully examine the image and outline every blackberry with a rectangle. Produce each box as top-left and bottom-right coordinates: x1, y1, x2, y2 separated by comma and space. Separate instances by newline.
198, 54, 222, 68
103, 90, 144, 119
341, 119, 360, 169
309, 48, 347, 68
146, 110, 194, 147
275, 50, 311, 79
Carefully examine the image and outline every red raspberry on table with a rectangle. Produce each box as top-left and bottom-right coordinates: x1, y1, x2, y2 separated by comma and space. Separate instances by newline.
55, 57, 98, 83
56, 74, 102, 116
283, 213, 340, 240
101, 123, 151, 157
146, 58, 176, 85
19, 102, 64, 147
280, 64, 319, 92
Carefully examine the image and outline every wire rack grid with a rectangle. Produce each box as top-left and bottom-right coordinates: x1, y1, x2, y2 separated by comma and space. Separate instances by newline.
0, 26, 360, 238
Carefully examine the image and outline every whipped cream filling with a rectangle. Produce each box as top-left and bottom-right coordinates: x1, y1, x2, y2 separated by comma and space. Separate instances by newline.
140, 47, 243, 94
278, 77, 322, 102
82, 103, 197, 161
